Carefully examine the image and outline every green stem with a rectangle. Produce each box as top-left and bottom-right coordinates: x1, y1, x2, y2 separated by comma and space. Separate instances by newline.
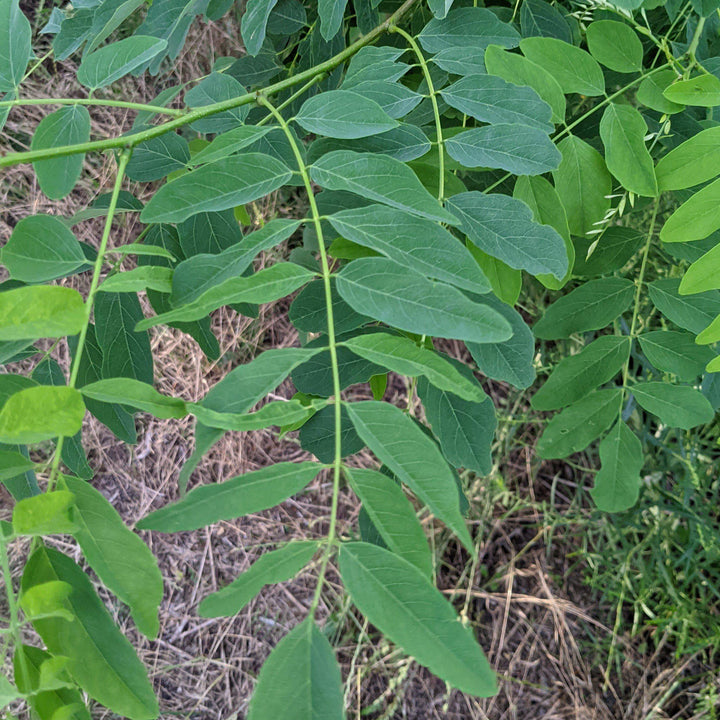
256, 96, 343, 617
686, 15, 707, 73
0, 534, 25, 688
390, 25, 445, 202
0, 0, 420, 169
46, 148, 133, 492
0, 96, 185, 116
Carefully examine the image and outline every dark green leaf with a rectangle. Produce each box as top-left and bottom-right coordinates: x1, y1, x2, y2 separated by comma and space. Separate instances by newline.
573, 227, 643, 276
533, 278, 634, 339
242, 0, 280, 55
638, 331, 713, 381
648, 278, 720, 333
298, 404, 365, 462
586, 20, 643, 72
184, 73, 249, 133
125, 133, 190, 182
632, 382, 714, 429
418, 7, 520, 53
0, 0, 31, 91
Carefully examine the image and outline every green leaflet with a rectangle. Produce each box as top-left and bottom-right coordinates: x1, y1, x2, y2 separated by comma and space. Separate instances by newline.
80, 378, 188, 419
346, 467, 432, 577
440, 74, 554, 133
342, 333, 486, 402
468, 247, 522, 305
532, 336, 631, 411
137, 462, 323, 532
85, 0, 148, 54
445, 124, 561, 175
519, 37, 605, 96
512, 174, 573, 289
660, 177, 720, 243
309, 123, 430, 162
241, 0, 280, 55
77, 36, 167, 88
663, 74, 720, 107
191, 398, 318, 432
99, 266, 173, 294
309, 151, 457, 224
573, 227, 643, 276
13, 645, 91, 720
537, 388, 622, 459
339, 542, 496, 696
21, 547, 159, 720
586, 20, 643, 72
680, 243, 720, 294
447, 191, 568, 279
418, 6, 520, 53
346, 400, 474, 554
417, 368, 496, 475
636, 69, 685, 114
466, 294, 536, 389
335, 257, 512, 343
298, 404, 365, 462
655, 126, 720, 191
136, 262, 316, 329
184, 73, 249, 134
520, 0, 572, 42
140, 154, 293, 224
638, 331, 713, 381
0, 0, 31, 91
533, 278, 635, 340
189, 126, 273, 166
125, 133, 191, 182
2, 214, 86, 282
295, 89, 398, 139
0, 449, 34, 482
590, 421, 643, 513
171, 219, 301, 305
553, 135, 612, 236
95, 292, 153, 384
12, 491, 77, 536
328, 205, 490, 294
59, 475, 163, 640
599, 104, 657, 197
30, 105, 91, 200
648, 278, 720, 334
290, 278, 371, 335
318, 0, 348, 39
632, 382, 714, 429
430, 46, 487, 75
484, 44, 566, 123
199, 541, 319, 617
247, 617, 344, 720
0, 386, 85, 444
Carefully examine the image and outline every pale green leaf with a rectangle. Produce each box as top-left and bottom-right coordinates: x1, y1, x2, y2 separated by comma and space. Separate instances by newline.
520, 36, 604, 95
655, 126, 720, 191
0, 386, 85, 444
0, 449, 34, 482
99, 267, 174, 294
343, 333, 486, 402
12, 491, 77, 536
190, 398, 318, 432
80, 378, 188, 419
660, 177, 720, 243
663, 74, 720, 107
680, 243, 720, 294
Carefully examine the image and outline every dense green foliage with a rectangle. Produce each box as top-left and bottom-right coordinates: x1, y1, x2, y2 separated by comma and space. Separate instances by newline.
0, 0, 719, 716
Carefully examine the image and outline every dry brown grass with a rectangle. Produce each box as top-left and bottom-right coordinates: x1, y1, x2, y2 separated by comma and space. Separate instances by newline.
1, 12, 715, 720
